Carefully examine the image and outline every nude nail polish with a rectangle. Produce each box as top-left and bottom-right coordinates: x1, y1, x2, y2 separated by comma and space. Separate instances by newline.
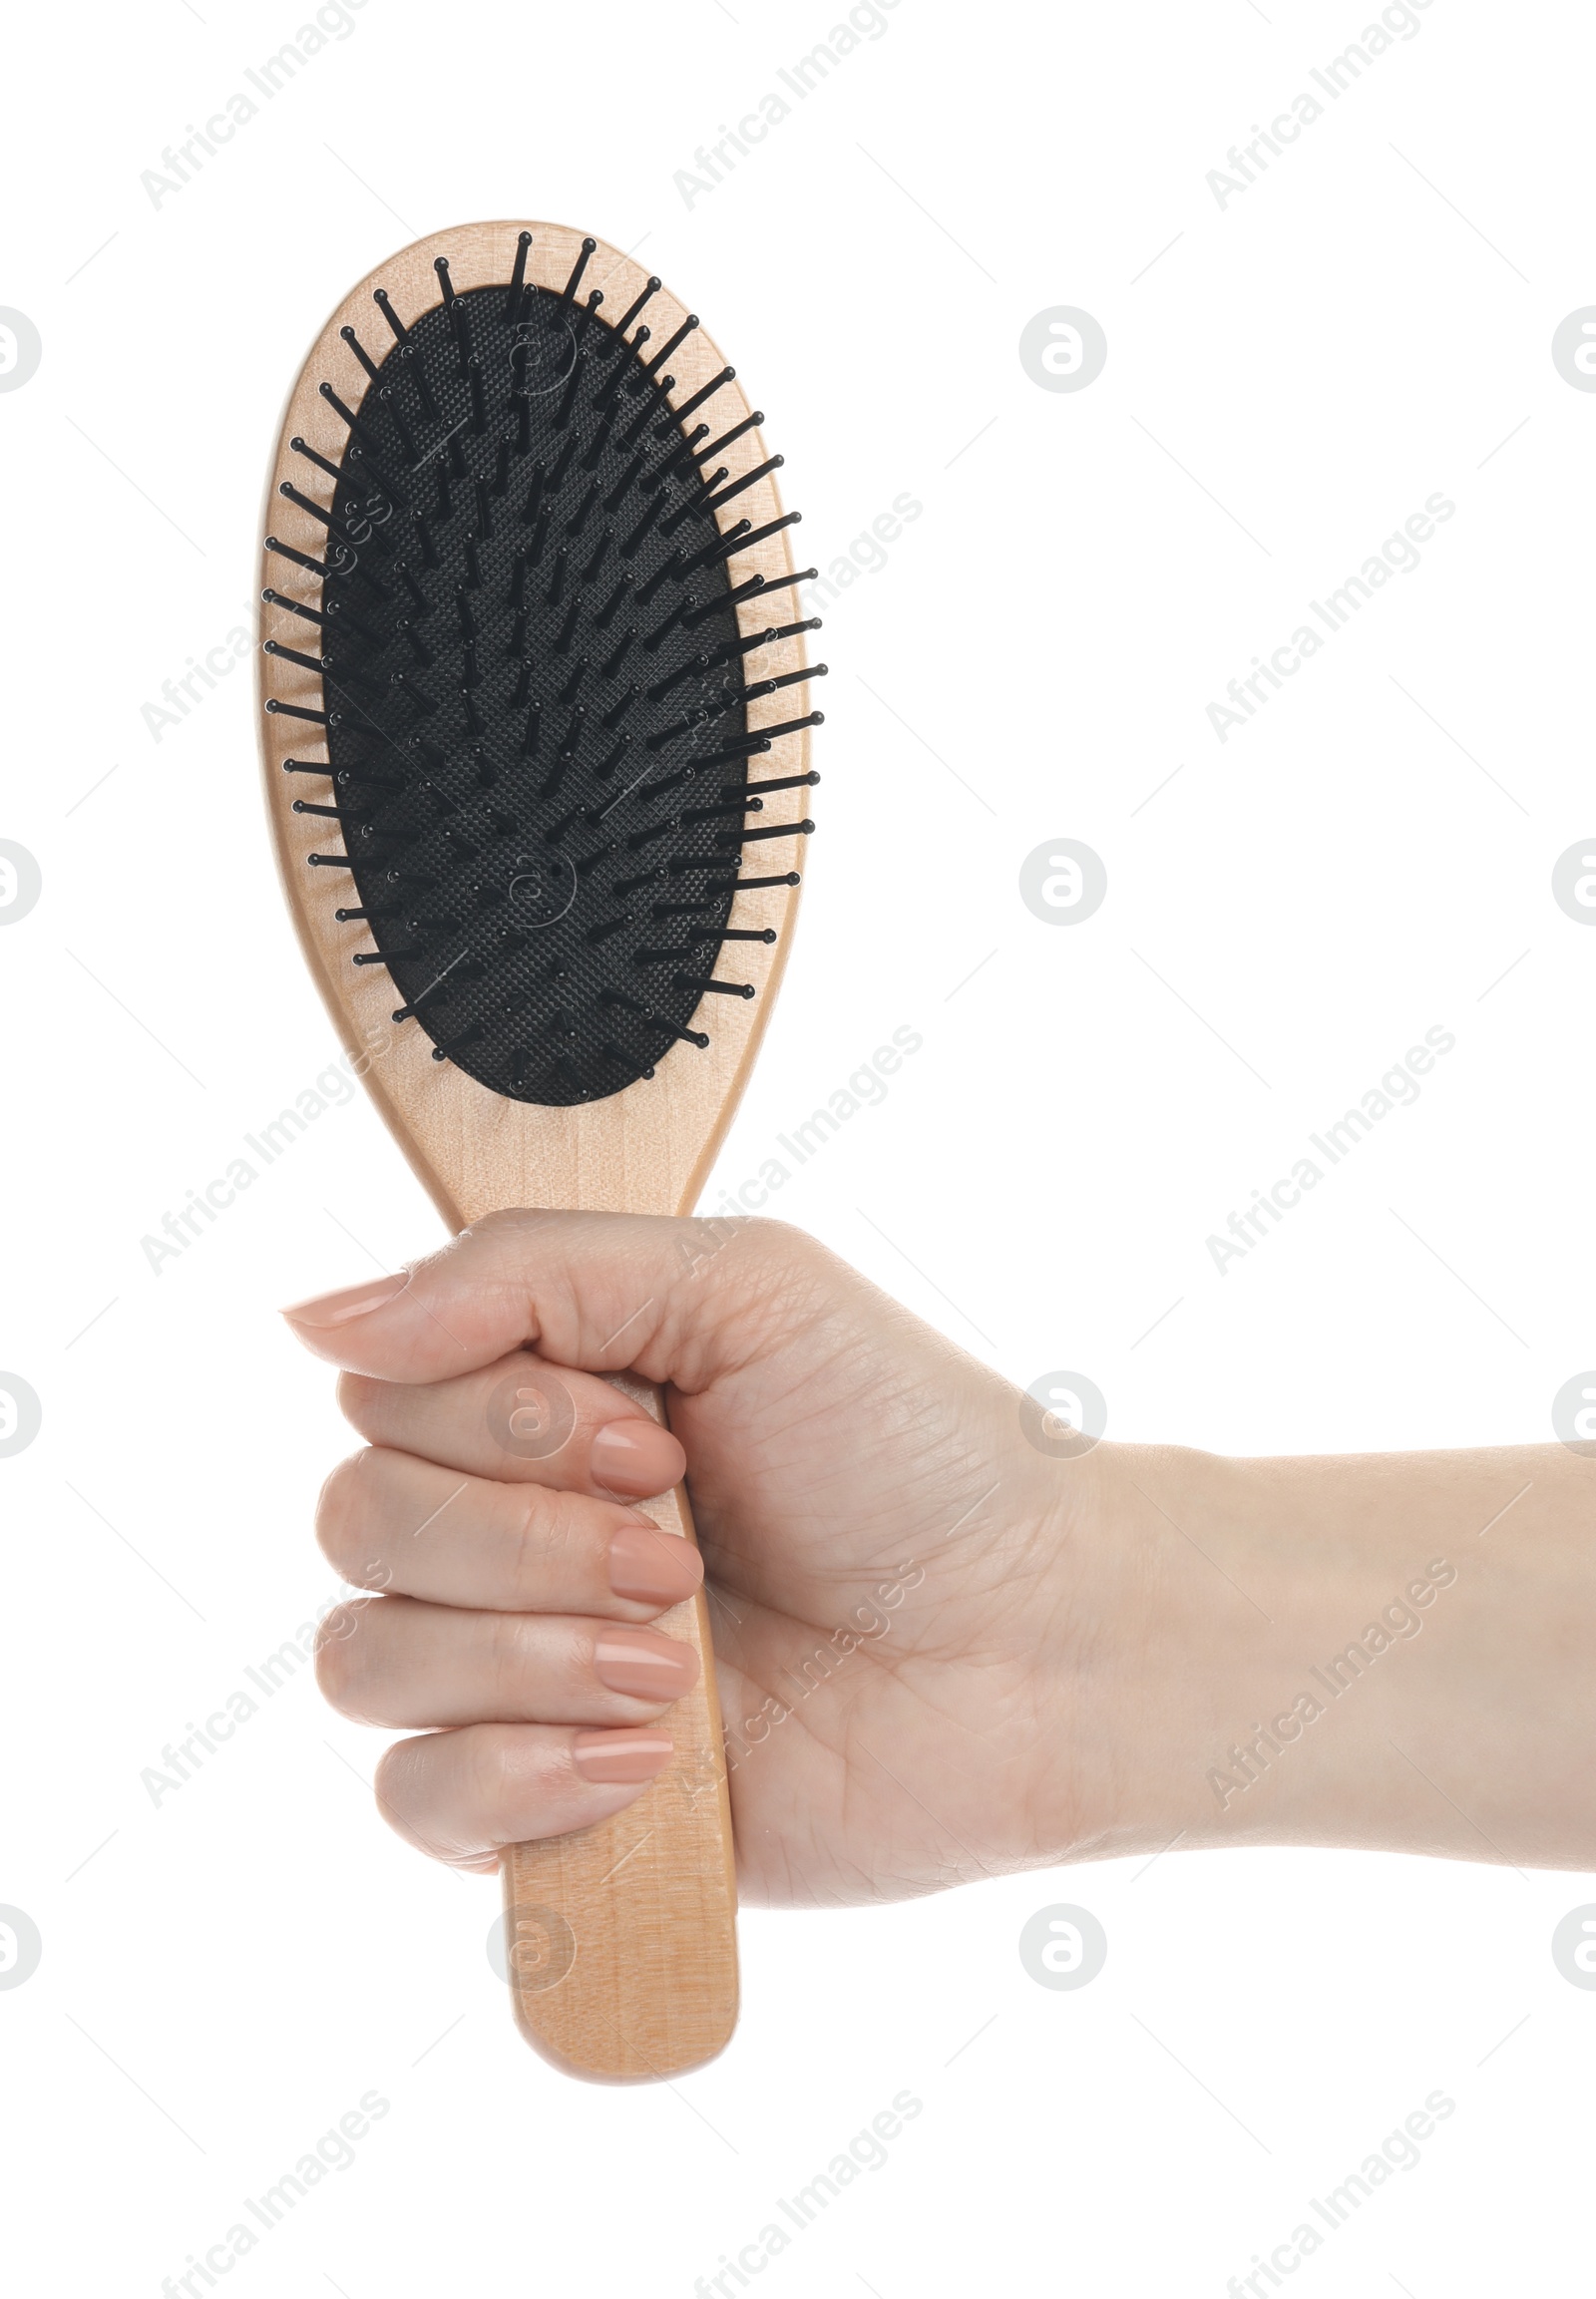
280, 1272, 410, 1326
593, 1627, 699, 1701
573, 1729, 673, 1784
607, 1523, 705, 1606
590, 1419, 686, 1498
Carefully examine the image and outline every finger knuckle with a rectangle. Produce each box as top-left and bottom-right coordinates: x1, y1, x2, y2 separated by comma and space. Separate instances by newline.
335, 1369, 380, 1432
485, 1615, 549, 1716
372, 1734, 427, 1829
507, 1491, 554, 1595
313, 1599, 378, 1713
313, 1452, 368, 1577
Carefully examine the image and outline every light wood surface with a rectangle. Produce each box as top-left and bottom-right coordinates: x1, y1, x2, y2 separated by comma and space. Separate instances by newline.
257, 220, 812, 2080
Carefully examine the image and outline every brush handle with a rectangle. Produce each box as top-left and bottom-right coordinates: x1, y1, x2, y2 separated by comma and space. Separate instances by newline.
501, 1372, 738, 2082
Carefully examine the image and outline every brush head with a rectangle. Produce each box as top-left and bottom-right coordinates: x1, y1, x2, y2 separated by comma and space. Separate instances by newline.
261, 231, 819, 1107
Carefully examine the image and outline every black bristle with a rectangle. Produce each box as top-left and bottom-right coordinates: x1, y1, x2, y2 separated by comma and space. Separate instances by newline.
291, 435, 343, 486
595, 574, 632, 629
730, 815, 816, 844
262, 586, 335, 631
340, 324, 382, 383
665, 366, 736, 428
645, 315, 699, 378
665, 424, 713, 478
548, 434, 579, 493
580, 527, 613, 584
613, 276, 662, 337
381, 386, 420, 464
618, 387, 668, 450
403, 341, 440, 419
505, 231, 532, 320
660, 469, 727, 538
346, 442, 408, 510
565, 479, 599, 537
264, 697, 331, 726
373, 288, 408, 341
564, 236, 598, 301
602, 444, 649, 515
263, 638, 325, 676
265, 260, 812, 1107
699, 456, 784, 518
696, 411, 764, 466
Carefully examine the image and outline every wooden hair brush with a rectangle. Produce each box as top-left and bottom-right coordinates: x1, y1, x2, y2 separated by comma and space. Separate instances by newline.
256, 220, 820, 2082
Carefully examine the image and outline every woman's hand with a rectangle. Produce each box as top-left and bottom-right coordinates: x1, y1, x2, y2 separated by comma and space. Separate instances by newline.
284, 1208, 1596, 1893
283, 1210, 1098, 1902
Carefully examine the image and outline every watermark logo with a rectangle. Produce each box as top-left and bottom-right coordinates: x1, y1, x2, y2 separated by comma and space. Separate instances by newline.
140, 1, 373, 209
0, 1906, 42, 1990
1207, 1026, 1455, 1276
141, 626, 250, 744
1204, 2, 1441, 213
1019, 1371, 1106, 1458
671, 0, 906, 209
1018, 838, 1107, 925
1551, 310, 1596, 391
1551, 840, 1596, 923
1207, 494, 1455, 743
1228, 2090, 1455, 2282
486, 1364, 576, 1462
509, 307, 578, 399
1206, 1561, 1455, 1808
489, 1905, 577, 1992
1018, 1903, 1107, 1990
506, 843, 578, 929
0, 1373, 42, 1458
801, 490, 923, 606
0, 841, 42, 924
0, 310, 42, 394
1551, 1373, 1596, 1458
1018, 307, 1107, 394
1552, 1905, 1596, 1988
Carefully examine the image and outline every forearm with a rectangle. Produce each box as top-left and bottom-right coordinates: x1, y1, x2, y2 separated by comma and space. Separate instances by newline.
1059, 1439, 1596, 1870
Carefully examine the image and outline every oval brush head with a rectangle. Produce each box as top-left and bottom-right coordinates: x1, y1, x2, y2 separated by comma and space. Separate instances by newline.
263, 229, 821, 1107
257, 223, 821, 2083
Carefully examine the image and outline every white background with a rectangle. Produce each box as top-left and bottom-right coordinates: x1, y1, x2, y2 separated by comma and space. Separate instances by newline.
3, 0, 1595, 2291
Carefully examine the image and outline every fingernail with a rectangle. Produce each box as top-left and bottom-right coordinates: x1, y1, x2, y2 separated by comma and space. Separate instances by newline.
280, 1272, 410, 1327
590, 1419, 686, 1498
607, 1523, 705, 1607
593, 1627, 700, 1701
573, 1728, 674, 1784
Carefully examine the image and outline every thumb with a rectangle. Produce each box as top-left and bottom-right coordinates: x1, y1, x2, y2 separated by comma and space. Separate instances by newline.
278, 1207, 804, 1388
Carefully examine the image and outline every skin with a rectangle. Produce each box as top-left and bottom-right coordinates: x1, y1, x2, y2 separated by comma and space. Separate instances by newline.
284, 1210, 1596, 1897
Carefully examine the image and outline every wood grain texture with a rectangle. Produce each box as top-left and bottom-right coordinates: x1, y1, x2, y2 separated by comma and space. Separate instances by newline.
257, 220, 811, 2080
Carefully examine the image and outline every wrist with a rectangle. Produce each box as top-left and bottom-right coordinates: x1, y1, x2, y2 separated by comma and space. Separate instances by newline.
1040, 1435, 1596, 1873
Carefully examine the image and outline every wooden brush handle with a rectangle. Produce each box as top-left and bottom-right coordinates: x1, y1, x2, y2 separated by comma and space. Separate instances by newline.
501, 1372, 738, 2082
